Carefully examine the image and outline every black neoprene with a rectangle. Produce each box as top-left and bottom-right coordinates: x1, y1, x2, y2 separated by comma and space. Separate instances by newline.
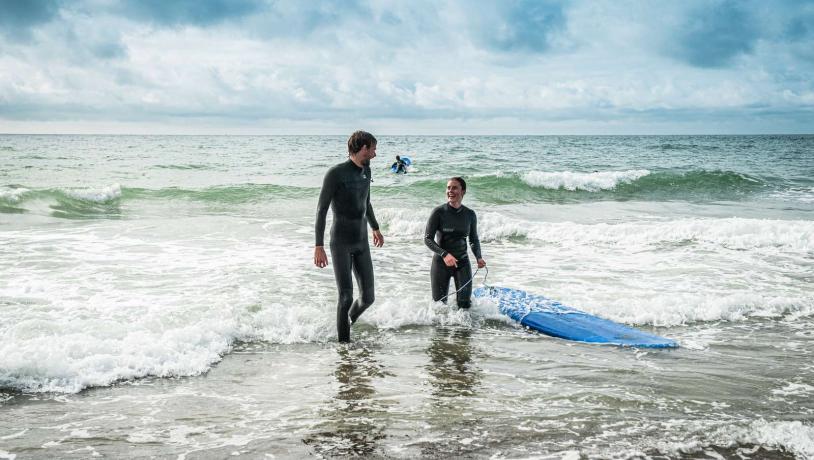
316, 159, 379, 342
424, 203, 482, 308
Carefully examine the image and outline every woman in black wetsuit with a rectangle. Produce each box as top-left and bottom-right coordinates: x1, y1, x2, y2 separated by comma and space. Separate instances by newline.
424, 177, 486, 309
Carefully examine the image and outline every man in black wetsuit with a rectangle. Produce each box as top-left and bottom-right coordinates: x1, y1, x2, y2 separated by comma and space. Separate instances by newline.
424, 177, 486, 309
314, 131, 384, 343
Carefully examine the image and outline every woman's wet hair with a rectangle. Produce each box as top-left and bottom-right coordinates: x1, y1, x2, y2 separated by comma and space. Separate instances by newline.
348, 131, 377, 155
449, 176, 466, 193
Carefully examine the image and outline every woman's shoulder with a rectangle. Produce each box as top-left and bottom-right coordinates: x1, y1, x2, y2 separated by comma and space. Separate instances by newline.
432, 203, 448, 213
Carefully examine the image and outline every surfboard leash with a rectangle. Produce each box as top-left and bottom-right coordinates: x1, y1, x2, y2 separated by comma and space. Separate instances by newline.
437, 265, 489, 303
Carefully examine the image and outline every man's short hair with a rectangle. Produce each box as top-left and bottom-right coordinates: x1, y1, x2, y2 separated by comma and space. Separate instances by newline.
348, 131, 377, 155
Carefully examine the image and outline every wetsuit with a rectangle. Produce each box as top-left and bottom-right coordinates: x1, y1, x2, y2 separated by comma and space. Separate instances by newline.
316, 159, 379, 342
424, 203, 482, 309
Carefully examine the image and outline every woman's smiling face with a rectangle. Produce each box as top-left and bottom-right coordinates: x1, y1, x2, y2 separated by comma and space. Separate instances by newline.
447, 179, 464, 205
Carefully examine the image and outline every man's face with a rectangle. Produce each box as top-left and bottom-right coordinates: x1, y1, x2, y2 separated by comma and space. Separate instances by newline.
359, 144, 377, 163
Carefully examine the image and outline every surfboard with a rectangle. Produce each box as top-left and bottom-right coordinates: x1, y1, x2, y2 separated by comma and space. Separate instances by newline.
390, 156, 412, 173
474, 286, 678, 348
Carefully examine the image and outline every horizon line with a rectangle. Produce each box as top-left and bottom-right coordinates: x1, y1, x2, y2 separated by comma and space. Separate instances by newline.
2, 132, 813, 137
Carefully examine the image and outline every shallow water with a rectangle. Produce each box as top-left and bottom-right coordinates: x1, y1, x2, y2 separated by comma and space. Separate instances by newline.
1, 322, 812, 458
1, 135, 813, 458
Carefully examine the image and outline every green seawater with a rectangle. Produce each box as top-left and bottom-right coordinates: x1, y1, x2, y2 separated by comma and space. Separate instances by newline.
1, 135, 813, 458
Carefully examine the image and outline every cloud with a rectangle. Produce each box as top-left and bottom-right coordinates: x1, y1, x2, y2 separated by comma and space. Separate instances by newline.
0, 0, 812, 134
665, 0, 761, 68
458, 0, 568, 53
780, 4, 814, 62
0, 0, 61, 41
61, 15, 130, 60
115, 0, 265, 27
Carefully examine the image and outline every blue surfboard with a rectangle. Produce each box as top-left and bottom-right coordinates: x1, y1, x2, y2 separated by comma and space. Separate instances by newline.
390, 156, 412, 173
474, 286, 678, 348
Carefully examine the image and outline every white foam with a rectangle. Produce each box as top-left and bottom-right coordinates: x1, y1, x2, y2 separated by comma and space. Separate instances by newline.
593, 292, 813, 326
244, 300, 333, 344
686, 420, 814, 459
0, 430, 27, 441
521, 170, 650, 191
653, 420, 814, 459
375, 208, 428, 238
772, 382, 814, 397
741, 420, 814, 458
363, 295, 509, 331
0, 316, 236, 393
2, 211, 811, 393
0, 187, 29, 203
380, 211, 814, 252
771, 187, 814, 204
64, 183, 122, 202
0, 222, 330, 393
508, 216, 814, 252
373, 211, 814, 326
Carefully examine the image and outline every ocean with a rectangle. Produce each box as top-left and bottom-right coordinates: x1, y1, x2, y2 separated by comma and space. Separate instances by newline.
1, 134, 813, 459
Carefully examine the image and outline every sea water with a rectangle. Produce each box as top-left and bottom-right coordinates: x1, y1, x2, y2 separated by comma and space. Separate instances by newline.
1, 135, 813, 458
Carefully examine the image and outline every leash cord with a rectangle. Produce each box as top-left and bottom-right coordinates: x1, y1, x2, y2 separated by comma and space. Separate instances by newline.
437, 265, 489, 303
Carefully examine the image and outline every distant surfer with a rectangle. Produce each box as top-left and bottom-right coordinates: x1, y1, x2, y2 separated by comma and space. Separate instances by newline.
424, 177, 486, 309
391, 155, 408, 174
314, 130, 385, 342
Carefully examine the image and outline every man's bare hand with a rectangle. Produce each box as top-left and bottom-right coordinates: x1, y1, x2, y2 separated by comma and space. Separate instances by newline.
314, 246, 328, 268
372, 229, 384, 248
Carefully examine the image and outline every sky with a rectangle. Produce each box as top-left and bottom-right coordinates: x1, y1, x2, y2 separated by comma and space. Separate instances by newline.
0, 0, 813, 134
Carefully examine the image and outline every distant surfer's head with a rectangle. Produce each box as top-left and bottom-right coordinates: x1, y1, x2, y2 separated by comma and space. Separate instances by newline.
348, 131, 377, 156
396, 155, 401, 160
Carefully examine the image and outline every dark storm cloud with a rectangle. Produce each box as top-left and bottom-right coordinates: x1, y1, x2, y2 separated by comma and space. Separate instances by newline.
116, 0, 266, 27
0, 0, 61, 41
666, 0, 760, 68
469, 0, 567, 53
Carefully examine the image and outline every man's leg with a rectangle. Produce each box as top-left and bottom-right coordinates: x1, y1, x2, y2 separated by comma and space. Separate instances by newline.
330, 245, 354, 342
349, 245, 375, 324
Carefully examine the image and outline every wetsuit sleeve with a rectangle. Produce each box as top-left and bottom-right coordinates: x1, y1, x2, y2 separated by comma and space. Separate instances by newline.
365, 165, 379, 230
315, 169, 336, 246
469, 210, 482, 260
366, 193, 379, 231
424, 207, 447, 257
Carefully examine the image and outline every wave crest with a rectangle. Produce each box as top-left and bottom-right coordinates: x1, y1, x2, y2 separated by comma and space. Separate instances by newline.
0, 187, 30, 204
521, 170, 650, 191
380, 211, 814, 252
65, 184, 122, 203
